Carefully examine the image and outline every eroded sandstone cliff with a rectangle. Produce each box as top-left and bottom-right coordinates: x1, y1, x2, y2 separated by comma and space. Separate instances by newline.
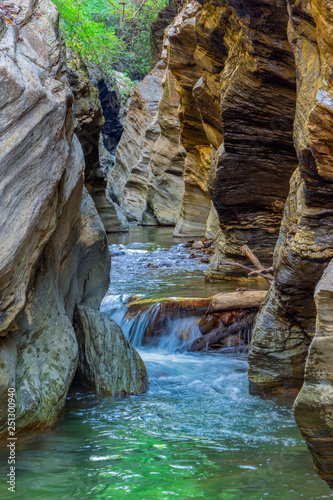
108, 60, 186, 226
0, 0, 147, 436
247, 0, 333, 487
166, 0, 298, 255
67, 54, 129, 233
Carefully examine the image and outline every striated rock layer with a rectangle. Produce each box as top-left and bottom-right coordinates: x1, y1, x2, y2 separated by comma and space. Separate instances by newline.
67, 54, 129, 233
249, 0, 333, 394
108, 60, 186, 225
166, 0, 298, 253
167, 1, 214, 237
0, 0, 146, 436
247, 0, 333, 488
109, 0, 297, 243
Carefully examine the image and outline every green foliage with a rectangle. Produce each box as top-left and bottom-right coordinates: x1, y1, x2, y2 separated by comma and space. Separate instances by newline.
53, 0, 167, 81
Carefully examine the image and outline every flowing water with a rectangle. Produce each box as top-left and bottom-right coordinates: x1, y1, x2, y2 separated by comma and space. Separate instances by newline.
0, 227, 331, 499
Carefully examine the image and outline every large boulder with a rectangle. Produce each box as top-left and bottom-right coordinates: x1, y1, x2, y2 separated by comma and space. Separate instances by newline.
74, 306, 148, 395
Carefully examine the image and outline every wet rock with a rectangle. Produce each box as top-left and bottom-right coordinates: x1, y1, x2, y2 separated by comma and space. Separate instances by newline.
0, 1, 138, 436
294, 260, 333, 488
74, 306, 148, 395
110, 249, 126, 257
145, 263, 159, 269
178, 329, 193, 343
192, 240, 204, 249
248, 0, 333, 396
198, 315, 220, 335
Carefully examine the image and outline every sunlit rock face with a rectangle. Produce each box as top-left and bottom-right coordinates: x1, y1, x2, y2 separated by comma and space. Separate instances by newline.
108, 63, 165, 222
248, 0, 333, 486
108, 60, 186, 225
166, 1, 214, 237
143, 69, 186, 225
165, 0, 298, 248
249, 0, 333, 395
0, 0, 146, 436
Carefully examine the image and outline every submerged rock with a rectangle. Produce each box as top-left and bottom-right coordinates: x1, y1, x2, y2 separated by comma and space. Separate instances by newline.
74, 306, 148, 395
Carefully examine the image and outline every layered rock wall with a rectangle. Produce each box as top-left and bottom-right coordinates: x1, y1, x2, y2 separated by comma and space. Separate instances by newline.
0, 0, 146, 436
167, 1, 214, 237
246, 0, 333, 487
109, 0, 297, 244
176, 0, 297, 266
249, 0, 333, 395
108, 60, 186, 225
67, 55, 129, 233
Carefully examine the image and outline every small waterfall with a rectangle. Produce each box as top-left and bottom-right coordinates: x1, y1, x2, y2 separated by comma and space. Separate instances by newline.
101, 294, 254, 354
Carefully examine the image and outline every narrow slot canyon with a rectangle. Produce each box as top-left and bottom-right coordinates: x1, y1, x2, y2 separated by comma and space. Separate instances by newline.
1, 0, 333, 498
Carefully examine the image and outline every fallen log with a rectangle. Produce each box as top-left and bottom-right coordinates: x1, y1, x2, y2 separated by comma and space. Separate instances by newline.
218, 246, 273, 283
126, 290, 267, 319
209, 290, 267, 312
189, 312, 257, 352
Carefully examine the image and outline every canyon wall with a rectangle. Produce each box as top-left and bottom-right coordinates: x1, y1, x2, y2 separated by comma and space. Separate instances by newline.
67, 54, 129, 233
110, 0, 297, 244
248, 0, 333, 395
166, 0, 298, 256
108, 61, 186, 226
0, 0, 147, 437
247, 0, 333, 487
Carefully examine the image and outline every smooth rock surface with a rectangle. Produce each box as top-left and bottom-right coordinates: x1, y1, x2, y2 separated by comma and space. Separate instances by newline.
0, 0, 142, 436
108, 64, 165, 221
74, 306, 148, 395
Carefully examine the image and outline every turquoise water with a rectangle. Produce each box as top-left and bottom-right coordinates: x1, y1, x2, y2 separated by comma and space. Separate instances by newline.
0, 228, 331, 499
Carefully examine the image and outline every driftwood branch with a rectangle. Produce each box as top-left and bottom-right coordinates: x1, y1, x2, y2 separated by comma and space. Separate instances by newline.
240, 245, 273, 282
220, 245, 273, 283
189, 312, 256, 352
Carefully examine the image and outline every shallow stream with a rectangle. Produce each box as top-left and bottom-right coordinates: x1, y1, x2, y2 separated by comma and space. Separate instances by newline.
0, 227, 331, 499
